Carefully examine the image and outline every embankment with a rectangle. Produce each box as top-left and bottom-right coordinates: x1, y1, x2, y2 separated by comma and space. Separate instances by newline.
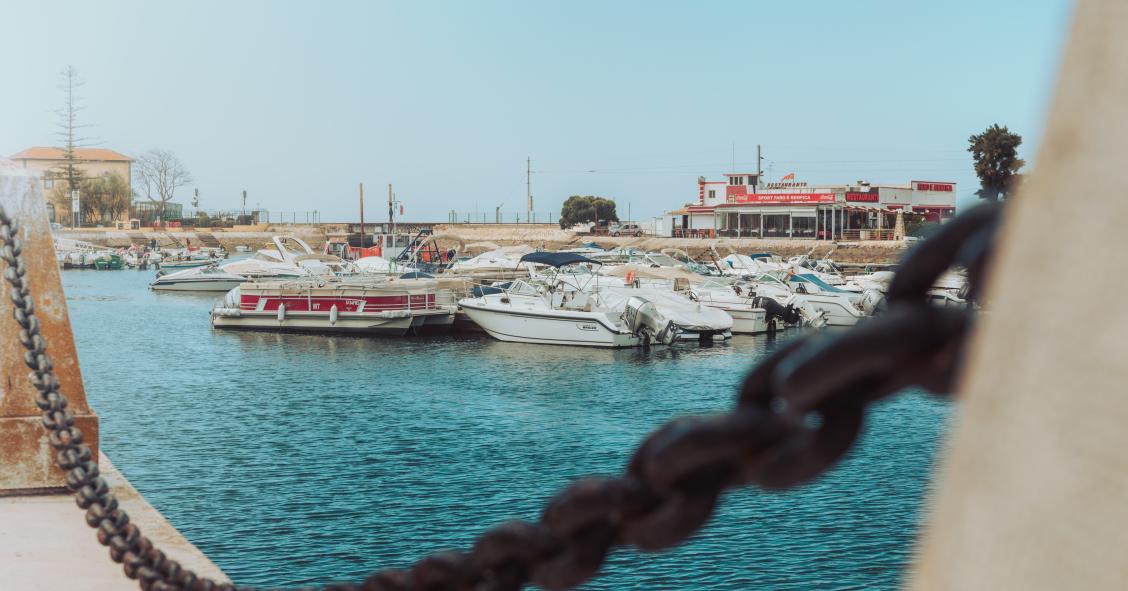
57, 223, 910, 265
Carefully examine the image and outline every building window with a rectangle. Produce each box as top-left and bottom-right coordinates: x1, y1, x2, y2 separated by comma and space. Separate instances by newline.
708, 190, 716, 199
44, 172, 54, 190
728, 176, 744, 185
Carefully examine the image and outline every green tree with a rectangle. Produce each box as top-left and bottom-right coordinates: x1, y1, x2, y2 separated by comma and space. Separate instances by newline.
558, 195, 618, 229
968, 124, 1025, 201
54, 173, 131, 225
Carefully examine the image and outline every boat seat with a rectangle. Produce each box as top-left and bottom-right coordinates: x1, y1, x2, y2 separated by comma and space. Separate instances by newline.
564, 291, 590, 310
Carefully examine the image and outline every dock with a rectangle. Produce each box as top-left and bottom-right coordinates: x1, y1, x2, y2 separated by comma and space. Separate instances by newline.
0, 454, 228, 591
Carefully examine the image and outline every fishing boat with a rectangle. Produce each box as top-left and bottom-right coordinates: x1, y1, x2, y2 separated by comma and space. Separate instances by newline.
211, 277, 456, 335
459, 252, 731, 348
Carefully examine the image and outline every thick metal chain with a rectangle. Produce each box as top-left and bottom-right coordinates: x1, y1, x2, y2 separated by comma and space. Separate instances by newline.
0, 202, 1000, 591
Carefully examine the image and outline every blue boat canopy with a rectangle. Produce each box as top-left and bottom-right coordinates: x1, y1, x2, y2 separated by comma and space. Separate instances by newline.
518, 252, 599, 267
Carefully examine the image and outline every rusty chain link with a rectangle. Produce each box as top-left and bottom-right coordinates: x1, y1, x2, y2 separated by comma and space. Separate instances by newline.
0, 202, 1001, 591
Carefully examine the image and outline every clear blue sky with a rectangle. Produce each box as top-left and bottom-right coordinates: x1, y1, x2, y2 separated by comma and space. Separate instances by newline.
0, 0, 1073, 222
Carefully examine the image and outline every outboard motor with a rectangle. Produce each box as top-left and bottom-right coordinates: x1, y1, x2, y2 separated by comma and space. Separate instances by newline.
752, 296, 802, 330
859, 288, 887, 316
622, 295, 675, 347
784, 295, 829, 328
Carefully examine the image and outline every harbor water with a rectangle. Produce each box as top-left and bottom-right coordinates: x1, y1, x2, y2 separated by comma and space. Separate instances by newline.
62, 269, 951, 590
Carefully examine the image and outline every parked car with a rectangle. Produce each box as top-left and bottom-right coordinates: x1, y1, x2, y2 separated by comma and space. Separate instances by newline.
610, 223, 643, 237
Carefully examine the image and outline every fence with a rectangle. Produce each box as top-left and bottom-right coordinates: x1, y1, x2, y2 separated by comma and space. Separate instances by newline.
447, 211, 556, 224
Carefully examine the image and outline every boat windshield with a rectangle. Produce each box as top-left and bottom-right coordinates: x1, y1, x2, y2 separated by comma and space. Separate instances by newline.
791, 273, 847, 293
506, 280, 541, 296
697, 278, 732, 290
751, 272, 789, 288
645, 253, 680, 267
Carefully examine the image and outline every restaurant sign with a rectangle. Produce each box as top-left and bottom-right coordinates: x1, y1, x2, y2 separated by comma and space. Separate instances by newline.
912, 181, 955, 192
845, 192, 879, 202
727, 186, 835, 204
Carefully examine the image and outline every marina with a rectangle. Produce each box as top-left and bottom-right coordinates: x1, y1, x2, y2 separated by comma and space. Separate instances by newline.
3, 1, 1104, 590
61, 267, 949, 589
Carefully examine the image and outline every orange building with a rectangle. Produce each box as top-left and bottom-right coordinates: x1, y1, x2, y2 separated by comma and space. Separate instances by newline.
9, 147, 134, 222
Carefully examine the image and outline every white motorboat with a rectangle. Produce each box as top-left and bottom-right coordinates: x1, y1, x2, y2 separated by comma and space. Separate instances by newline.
597, 265, 771, 334
150, 236, 350, 291
459, 252, 732, 348
745, 271, 868, 327
684, 279, 772, 334
445, 245, 533, 275
354, 255, 418, 275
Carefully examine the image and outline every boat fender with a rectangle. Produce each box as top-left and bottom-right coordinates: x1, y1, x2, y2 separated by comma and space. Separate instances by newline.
277, 303, 286, 322
625, 270, 635, 284
329, 304, 339, 325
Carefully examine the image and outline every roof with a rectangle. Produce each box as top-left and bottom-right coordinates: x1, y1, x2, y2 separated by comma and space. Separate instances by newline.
9, 147, 133, 162
518, 252, 598, 268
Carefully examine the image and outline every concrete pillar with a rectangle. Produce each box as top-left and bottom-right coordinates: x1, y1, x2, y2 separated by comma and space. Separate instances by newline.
0, 163, 98, 494
911, 0, 1128, 587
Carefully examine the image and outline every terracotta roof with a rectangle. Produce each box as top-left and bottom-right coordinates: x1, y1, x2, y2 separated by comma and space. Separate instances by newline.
9, 147, 133, 162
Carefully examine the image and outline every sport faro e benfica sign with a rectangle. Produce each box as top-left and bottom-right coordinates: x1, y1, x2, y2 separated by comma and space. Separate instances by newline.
726, 185, 835, 204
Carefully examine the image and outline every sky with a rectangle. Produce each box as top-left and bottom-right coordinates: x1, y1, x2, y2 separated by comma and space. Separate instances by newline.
0, 0, 1073, 222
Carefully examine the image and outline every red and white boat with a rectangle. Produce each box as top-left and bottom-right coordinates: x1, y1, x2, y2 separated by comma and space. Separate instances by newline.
211, 278, 456, 335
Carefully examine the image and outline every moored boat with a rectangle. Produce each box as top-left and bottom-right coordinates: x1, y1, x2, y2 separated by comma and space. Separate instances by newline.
459, 252, 732, 348
211, 277, 456, 335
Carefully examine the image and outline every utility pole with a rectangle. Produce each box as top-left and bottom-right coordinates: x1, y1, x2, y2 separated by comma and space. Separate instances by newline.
526, 156, 532, 225
241, 190, 247, 219
389, 184, 398, 239
359, 182, 365, 248
756, 144, 763, 190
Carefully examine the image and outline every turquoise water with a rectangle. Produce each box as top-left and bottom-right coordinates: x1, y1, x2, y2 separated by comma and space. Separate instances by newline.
60, 269, 950, 590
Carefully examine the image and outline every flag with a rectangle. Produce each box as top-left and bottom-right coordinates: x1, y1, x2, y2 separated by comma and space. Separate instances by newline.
781, 173, 796, 181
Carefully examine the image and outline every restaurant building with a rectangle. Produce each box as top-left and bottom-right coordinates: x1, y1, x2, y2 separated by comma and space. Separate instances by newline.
662, 173, 957, 239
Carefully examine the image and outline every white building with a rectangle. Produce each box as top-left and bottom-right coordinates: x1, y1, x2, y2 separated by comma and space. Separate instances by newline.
659, 173, 957, 239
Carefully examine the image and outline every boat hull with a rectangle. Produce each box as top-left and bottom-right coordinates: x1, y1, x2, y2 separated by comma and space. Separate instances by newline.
804, 297, 863, 326
151, 278, 247, 292
719, 308, 770, 334
211, 308, 452, 336
158, 260, 214, 271
460, 302, 639, 348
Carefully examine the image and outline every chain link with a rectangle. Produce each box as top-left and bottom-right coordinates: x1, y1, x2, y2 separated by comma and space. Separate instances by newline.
0, 202, 1000, 591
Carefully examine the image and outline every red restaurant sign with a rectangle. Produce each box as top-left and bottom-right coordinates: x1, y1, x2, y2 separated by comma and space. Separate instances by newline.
845, 192, 879, 202
913, 181, 954, 192
729, 193, 836, 204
